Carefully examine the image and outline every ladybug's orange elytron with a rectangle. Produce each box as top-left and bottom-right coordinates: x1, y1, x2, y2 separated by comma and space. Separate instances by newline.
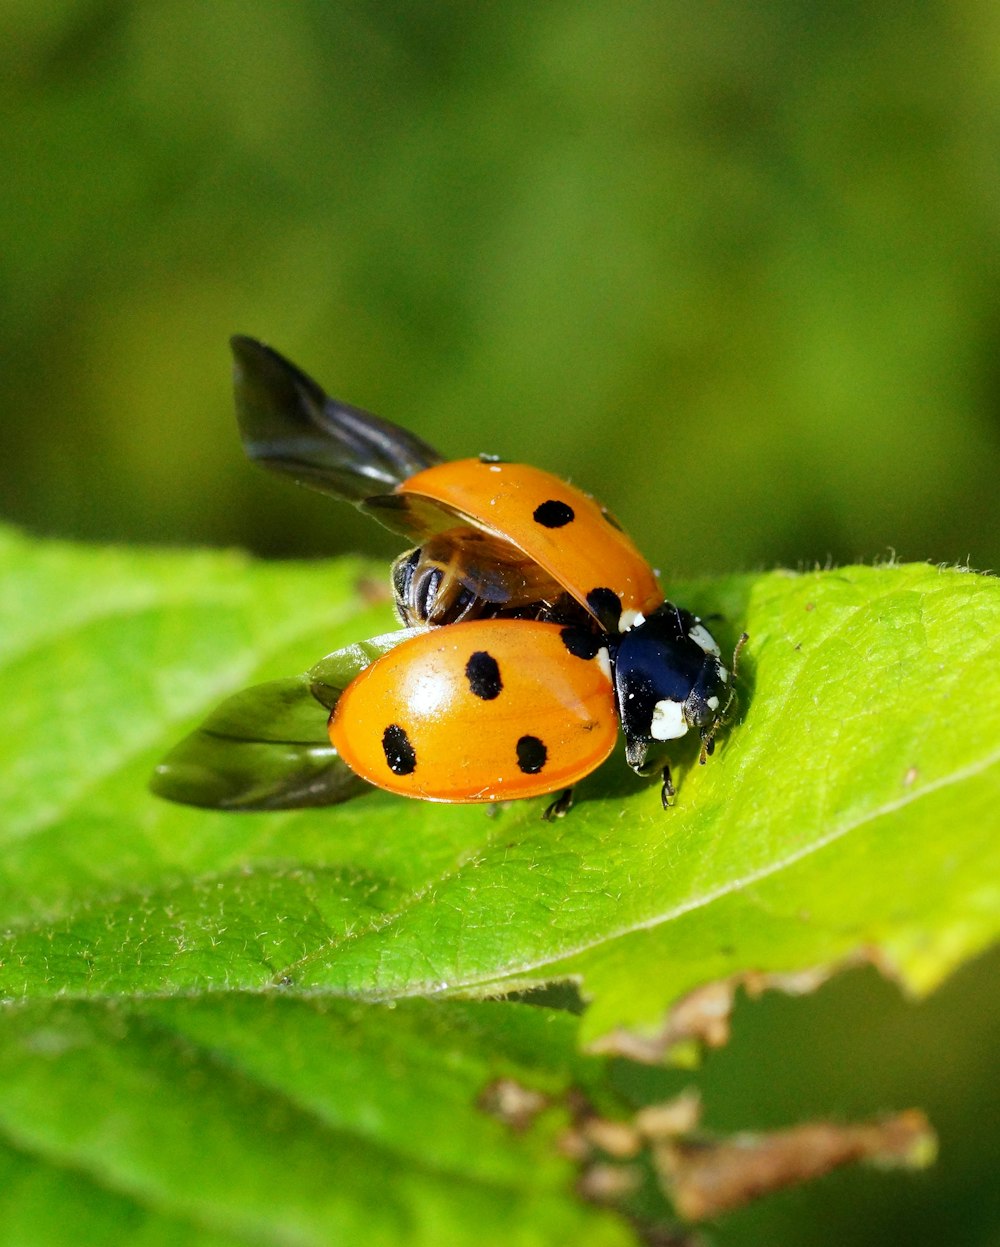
329, 619, 618, 804
229, 336, 744, 810
387, 459, 663, 631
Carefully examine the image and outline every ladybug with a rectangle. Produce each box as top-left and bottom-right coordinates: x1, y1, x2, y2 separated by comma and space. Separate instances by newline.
228, 336, 745, 813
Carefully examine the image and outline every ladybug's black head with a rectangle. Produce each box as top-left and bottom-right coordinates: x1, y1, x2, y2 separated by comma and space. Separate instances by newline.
611, 603, 737, 773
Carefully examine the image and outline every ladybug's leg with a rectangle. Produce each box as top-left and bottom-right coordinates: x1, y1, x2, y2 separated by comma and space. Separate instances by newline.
543, 788, 575, 821
660, 765, 676, 810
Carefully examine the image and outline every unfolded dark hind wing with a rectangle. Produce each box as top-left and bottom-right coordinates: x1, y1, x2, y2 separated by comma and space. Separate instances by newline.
150, 629, 420, 811
231, 335, 445, 507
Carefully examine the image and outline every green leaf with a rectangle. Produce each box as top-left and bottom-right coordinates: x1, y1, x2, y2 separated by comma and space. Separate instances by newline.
0, 526, 995, 1241
8, 528, 994, 1020
0, 994, 635, 1247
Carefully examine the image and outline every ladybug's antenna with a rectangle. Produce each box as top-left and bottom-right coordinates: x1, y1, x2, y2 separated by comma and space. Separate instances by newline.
732, 631, 749, 677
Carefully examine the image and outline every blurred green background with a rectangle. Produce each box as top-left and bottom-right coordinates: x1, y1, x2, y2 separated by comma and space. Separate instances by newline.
4, 1, 1000, 575
3, 3, 998, 1245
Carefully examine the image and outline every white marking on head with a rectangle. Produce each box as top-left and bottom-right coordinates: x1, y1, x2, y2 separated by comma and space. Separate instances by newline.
706, 695, 720, 712
687, 622, 721, 656
619, 609, 645, 632
650, 698, 689, 741
595, 646, 612, 682
718, 666, 729, 683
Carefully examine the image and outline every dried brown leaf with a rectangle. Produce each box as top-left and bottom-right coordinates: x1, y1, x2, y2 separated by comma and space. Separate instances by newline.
656, 1109, 936, 1220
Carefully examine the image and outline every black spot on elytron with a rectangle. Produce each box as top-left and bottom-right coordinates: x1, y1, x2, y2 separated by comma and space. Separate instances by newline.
465, 650, 503, 700
382, 724, 416, 775
533, 499, 575, 528
516, 734, 548, 774
586, 587, 623, 630
560, 626, 603, 661
601, 507, 624, 532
